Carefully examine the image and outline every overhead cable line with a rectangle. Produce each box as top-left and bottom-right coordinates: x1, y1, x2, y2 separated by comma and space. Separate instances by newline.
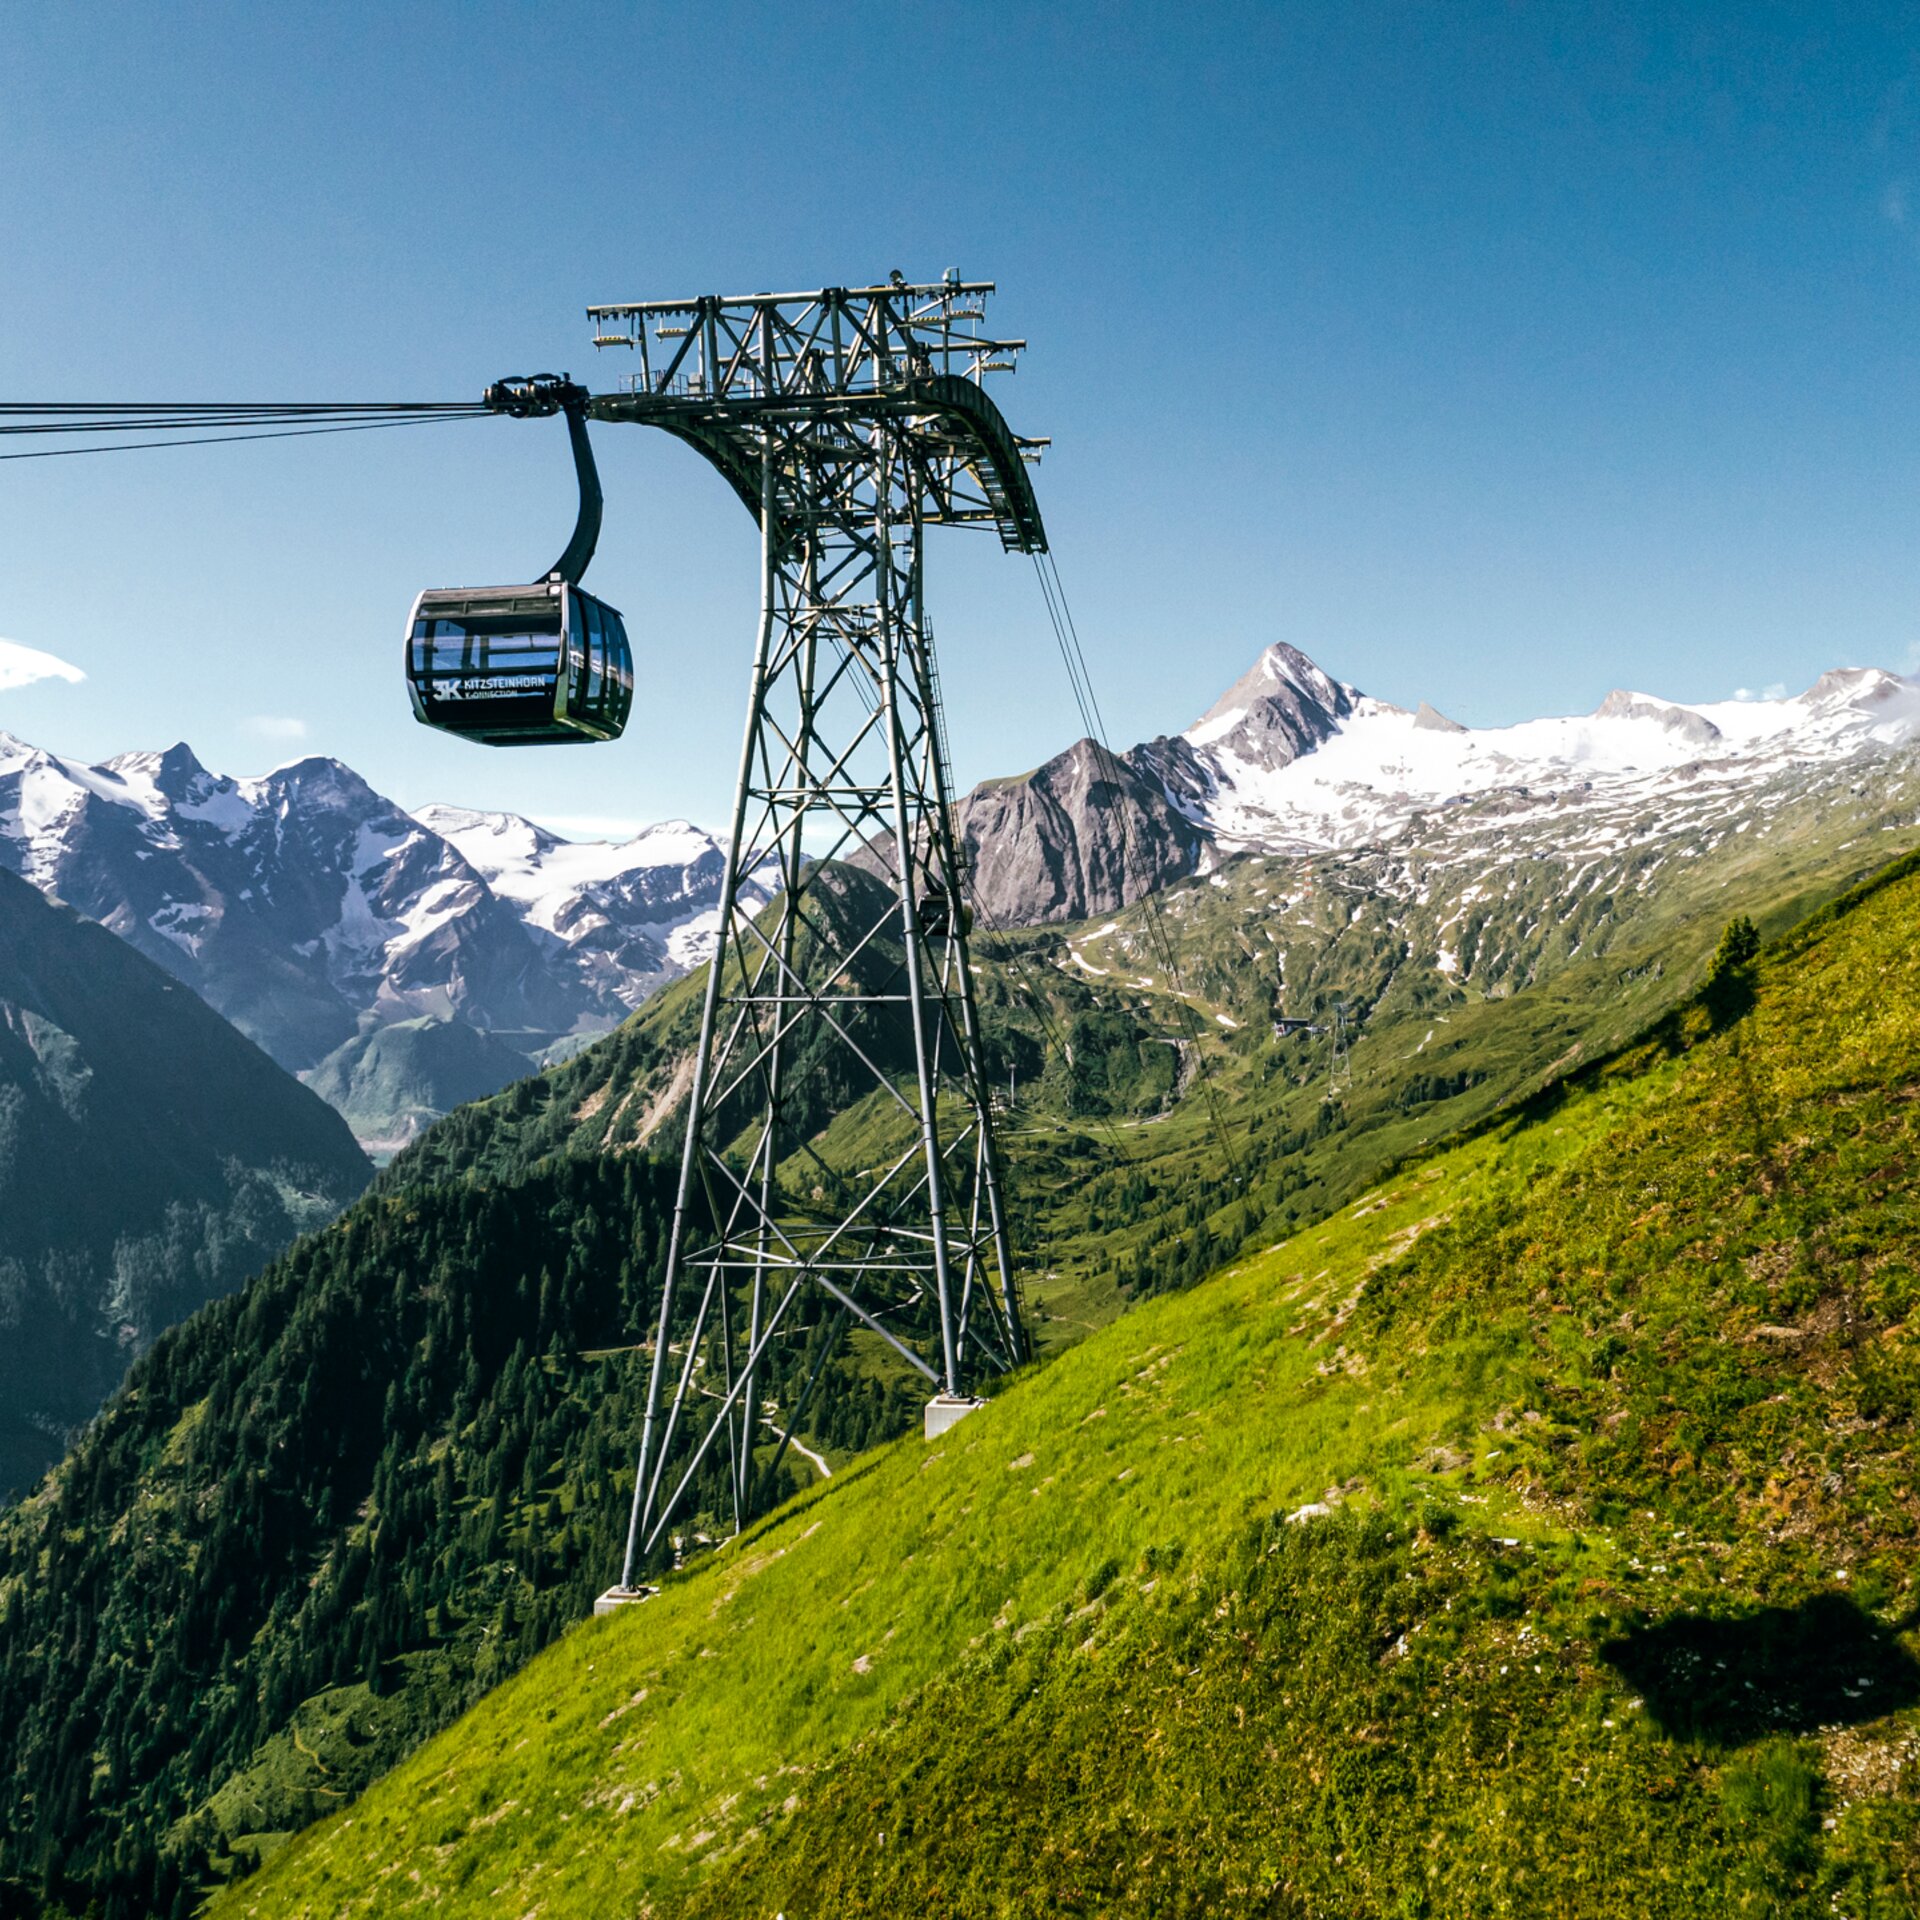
1028, 550, 1246, 1192
0, 399, 490, 418
0, 398, 493, 460
0, 414, 493, 462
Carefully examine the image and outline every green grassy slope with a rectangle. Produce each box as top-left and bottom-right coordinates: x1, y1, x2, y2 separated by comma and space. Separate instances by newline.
989, 760, 1920, 1347
7, 783, 1908, 1916
384, 762, 1920, 1369
225, 853, 1920, 1918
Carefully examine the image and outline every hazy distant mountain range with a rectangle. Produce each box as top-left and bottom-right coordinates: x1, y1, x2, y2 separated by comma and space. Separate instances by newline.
6, 643, 1920, 1145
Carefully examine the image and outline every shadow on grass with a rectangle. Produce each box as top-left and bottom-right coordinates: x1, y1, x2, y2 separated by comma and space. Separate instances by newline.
1601, 1593, 1920, 1745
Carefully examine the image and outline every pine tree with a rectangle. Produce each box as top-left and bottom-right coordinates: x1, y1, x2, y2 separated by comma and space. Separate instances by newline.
1707, 913, 1761, 985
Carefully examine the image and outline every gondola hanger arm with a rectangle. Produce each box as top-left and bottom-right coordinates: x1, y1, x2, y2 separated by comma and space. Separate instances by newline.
482, 373, 603, 588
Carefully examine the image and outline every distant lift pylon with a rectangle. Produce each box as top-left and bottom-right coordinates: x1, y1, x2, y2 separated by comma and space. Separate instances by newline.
442, 279, 1051, 1608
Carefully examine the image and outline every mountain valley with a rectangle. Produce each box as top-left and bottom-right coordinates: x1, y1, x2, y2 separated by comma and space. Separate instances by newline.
7, 647, 1920, 1914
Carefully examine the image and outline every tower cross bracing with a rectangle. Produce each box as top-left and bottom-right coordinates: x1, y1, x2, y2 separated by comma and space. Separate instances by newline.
584, 280, 1048, 1580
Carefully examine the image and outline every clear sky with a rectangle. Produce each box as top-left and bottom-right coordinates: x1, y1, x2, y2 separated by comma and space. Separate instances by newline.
4, 2, 1920, 837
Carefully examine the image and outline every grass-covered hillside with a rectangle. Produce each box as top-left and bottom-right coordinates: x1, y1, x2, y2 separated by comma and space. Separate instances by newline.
397, 752, 1920, 1364
224, 851, 1920, 1917
7, 784, 1914, 1918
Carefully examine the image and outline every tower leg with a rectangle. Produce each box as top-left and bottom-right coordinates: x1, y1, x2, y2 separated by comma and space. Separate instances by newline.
614, 425, 1022, 1578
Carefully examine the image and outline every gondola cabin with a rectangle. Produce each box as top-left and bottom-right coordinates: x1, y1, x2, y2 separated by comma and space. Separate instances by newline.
405, 580, 633, 746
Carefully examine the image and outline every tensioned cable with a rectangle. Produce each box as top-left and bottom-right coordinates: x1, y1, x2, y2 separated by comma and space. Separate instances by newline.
0, 413, 493, 461
783, 615, 1137, 1173
0, 401, 490, 429
0, 398, 493, 459
0, 399, 488, 415
1028, 549, 1246, 1191
1040, 548, 1245, 1186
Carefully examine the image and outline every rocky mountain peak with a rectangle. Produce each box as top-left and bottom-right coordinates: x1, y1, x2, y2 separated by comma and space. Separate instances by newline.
101, 739, 212, 789
258, 754, 393, 817
1592, 690, 1723, 748
153, 740, 210, 786
1801, 666, 1908, 712
1181, 643, 1359, 773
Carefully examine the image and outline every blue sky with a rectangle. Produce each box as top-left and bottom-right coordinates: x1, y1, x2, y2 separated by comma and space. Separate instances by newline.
4, 2, 1920, 835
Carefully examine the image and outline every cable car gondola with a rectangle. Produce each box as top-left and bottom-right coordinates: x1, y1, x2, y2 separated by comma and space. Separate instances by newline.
405, 377, 633, 747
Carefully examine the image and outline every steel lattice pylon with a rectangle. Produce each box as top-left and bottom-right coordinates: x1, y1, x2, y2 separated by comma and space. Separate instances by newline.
573, 279, 1049, 1586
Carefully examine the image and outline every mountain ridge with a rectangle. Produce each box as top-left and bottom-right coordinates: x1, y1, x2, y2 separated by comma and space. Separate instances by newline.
0, 866, 371, 1496
0, 733, 750, 1147
960, 644, 1920, 923
7, 642, 1919, 1140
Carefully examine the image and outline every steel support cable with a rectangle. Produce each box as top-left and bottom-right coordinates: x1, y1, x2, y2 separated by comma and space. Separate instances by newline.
924, 627, 1137, 1169
1044, 549, 1251, 1190
0, 416, 488, 438
0, 396, 482, 406
735, 616, 1132, 1188
0, 397, 492, 459
0, 412, 493, 462
1027, 551, 1246, 1191
881, 590, 1129, 1167
0, 418, 487, 433
0, 418, 476, 435
0, 399, 488, 420
0, 400, 490, 433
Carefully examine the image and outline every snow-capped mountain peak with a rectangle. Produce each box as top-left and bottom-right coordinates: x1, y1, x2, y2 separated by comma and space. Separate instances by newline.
415, 803, 763, 976
1187, 651, 1920, 853
1799, 665, 1916, 720
1184, 642, 1359, 756
410, 803, 574, 873
960, 642, 1920, 922
0, 740, 749, 1146
418, 804, 729, 908
1191, 640, 1353, 721
1590, 691, 1723, 747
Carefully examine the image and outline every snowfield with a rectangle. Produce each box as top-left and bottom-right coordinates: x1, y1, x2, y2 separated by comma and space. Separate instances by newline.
1179, 650, 1920, 858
